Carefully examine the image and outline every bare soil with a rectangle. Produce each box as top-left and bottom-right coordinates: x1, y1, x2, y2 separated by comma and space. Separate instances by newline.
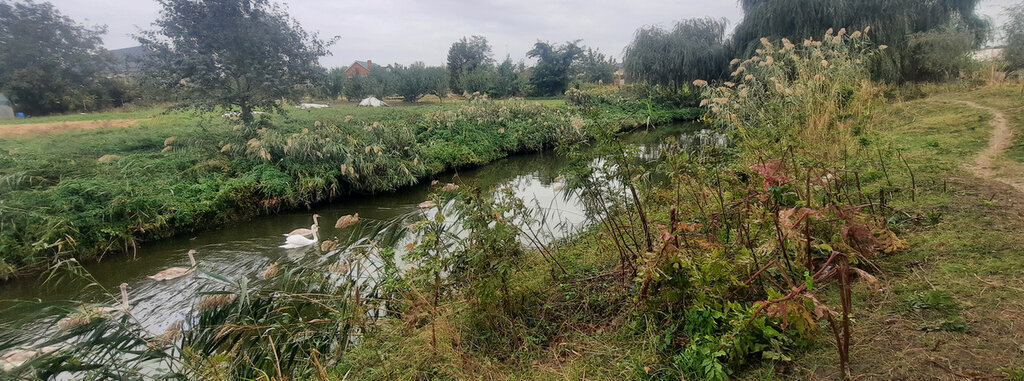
960, 101, 1024, 194
0, 119, 138, 138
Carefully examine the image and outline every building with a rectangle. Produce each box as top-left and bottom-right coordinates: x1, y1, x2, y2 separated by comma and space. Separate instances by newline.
345, 60, 376, 77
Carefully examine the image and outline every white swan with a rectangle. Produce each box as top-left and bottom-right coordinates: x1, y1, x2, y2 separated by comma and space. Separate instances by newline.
283, 214, 320, 237
147, 250, 197, 281
280, 224, 319, 248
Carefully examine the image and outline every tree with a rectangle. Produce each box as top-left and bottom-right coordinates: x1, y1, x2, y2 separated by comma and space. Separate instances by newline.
137, 0, 334, 123
427, 66, 449, 102
527, 41, 584, 96
492, 56, 524, 97
323, 67, 347, 99
574, 48, 618, 84
1004, 3, 1024, 72
0, 0, 112, 115
622, 18, 729, 89
394, 62, 432, 102
906, 24, 977, 80
732, 0, 989, 82
447, 36, 494, 93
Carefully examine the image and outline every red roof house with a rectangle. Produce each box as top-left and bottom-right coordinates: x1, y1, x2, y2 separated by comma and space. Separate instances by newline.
345, 60, 376, 77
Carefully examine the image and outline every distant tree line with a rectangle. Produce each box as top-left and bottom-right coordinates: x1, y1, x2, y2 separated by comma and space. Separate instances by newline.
624, 0, 995, 88
317, 36, 618, 101
2, 0, 1012, 117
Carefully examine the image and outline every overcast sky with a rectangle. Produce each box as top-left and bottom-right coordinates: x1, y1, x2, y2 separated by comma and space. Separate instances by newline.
47, 0, 1019, 68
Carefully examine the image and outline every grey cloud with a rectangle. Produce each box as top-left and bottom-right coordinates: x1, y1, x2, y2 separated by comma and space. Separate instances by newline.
45, 0, 1016, 68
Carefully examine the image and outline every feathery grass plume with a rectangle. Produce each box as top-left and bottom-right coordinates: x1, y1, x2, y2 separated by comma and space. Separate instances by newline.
197, 294, 236, 312
163, 136, 176, 146
97, 154, 120, 163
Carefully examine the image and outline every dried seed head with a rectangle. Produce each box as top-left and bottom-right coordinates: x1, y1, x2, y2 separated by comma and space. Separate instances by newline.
163, 137, 176, 146
97, 154, 120, 163
418, 200, 437, 209
197, 294, 236, 312
692, 79, 708, 87
328, 262, 350, 274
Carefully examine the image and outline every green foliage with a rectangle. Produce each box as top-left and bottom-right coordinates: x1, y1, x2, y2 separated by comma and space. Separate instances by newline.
906, 24, 978, 80
623, 18, 730, 88
492, 56, 526, 98
732, 0, 989, 82
447, 36, 494, 94
137, 0, 334, 123
574, 48, 619, 84
527, 40, 584, 96
0, 100, 613, 273
1004, 3, 1024, 73
0, 0, 115, 115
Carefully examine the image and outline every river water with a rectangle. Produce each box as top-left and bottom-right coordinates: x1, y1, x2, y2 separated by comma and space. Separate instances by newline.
0, 123, 722, 352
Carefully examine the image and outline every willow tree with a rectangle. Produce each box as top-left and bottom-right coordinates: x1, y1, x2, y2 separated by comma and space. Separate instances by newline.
1004, 3, 1024, 73
137, 0, 334, 123
732, 0, 989, 81
622, 18, 729, 90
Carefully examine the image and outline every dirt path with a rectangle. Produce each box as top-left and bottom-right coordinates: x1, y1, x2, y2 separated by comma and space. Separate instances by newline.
959, 101, 1024, 194
0, 119, 138, 138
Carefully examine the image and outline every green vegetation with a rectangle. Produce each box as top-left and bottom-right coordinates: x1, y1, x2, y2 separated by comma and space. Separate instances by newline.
0, 91, 697, 279
733, 0, 989, 82
1004, 3, 1024, 73
623, 17, 729, 89
0, 0, 119, 114
137, 0, 335, 123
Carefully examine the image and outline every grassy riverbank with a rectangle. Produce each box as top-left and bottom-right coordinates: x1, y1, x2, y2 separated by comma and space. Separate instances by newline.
330, 82, 1024, 381
0, 89, 698, 278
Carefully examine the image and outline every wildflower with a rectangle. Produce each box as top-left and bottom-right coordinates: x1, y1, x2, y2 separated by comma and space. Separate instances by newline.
692, 79, 708, 87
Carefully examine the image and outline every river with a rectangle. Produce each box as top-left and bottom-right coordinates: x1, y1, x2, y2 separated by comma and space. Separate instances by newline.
0, 123, 723, 370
